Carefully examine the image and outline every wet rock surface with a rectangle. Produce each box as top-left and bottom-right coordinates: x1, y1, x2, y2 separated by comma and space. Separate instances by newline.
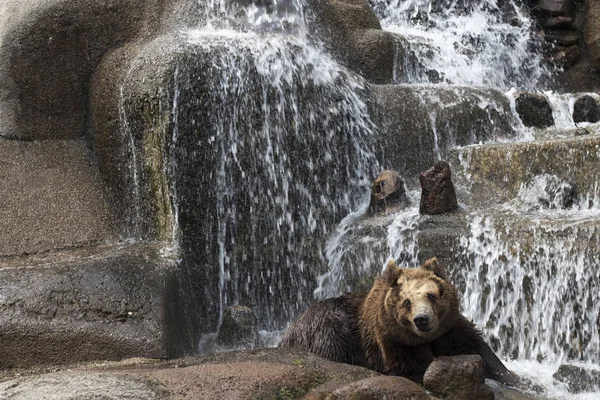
552, 364, 600, 393
306, 375, 431, 400
216, 306, 259, 349
419, 161, 458, 215
572, 95, 600, 123
423, 355, 491, 400
515, 92, 554, 128
368, 170, 407, 215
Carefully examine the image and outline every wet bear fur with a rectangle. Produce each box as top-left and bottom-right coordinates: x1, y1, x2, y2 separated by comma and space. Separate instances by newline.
280, 258, 518, 385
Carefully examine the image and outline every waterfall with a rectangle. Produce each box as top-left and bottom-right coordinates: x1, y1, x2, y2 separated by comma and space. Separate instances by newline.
370, 0, 552, 90
167, 0, 381, 348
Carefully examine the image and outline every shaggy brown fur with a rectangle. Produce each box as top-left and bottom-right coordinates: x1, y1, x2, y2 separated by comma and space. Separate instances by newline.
280, 258, 519, 385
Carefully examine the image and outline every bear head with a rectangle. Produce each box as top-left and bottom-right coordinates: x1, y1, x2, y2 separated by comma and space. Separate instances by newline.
380, 257, 460, 345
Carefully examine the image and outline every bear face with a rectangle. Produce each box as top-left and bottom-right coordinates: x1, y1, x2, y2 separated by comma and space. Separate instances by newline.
382, 258, 460, 345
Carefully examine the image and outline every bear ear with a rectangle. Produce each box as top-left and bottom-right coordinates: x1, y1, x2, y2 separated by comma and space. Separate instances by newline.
421, 257, 448, 281
383, 259, 402, 286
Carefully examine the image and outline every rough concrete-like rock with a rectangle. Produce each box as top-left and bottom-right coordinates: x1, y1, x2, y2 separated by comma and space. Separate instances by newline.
307, 376, 431, 400
0, 0, 164, 141
423, 355, 491, 400
0, 243, 179, 368
572, 94, 600, 123
515, 92, 554, 128
371, 85, 517, 182
217, 306, 259, 349
584, 0, 600, 70
0, 372, 160, 400
553, 364, 600, 393
0, 138, 117, 256
368, 170, 407, 215
419, 161, 458, 215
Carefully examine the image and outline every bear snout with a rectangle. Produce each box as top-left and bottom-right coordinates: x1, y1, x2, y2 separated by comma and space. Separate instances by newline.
413, 314, 432, 332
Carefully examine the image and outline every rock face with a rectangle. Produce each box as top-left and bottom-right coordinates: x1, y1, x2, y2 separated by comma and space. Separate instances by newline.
572, 95, 600, 123
419, 161, 458, 215
368, 170, 407, 215
514, 92, 554, 128
423, 355, 491, 400
371, 85, 517, 181
553, 364, 600, 393
0, 243, 179, 368
584, 0, 600, 70
307, 376, 431, 400
217, 306, 259, 349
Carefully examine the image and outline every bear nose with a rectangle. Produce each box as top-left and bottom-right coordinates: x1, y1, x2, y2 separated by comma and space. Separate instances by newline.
414, 314, 430, 331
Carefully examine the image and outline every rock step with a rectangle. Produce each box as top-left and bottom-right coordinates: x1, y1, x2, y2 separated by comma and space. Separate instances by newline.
0, 242, 183, 368
0, 138, 118, 256
450, 133, 600, 208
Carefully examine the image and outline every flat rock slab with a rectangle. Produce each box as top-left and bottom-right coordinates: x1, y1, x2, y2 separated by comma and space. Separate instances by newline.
0, 349, 381, 400
0, 371, 159, 400
0, 138, 117, 255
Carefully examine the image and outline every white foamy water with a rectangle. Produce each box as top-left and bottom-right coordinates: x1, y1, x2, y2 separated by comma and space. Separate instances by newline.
371, 0, 551, 90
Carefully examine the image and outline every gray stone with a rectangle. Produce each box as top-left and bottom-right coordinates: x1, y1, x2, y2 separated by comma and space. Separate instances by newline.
0, 138, 117, 256
217, 306, 259, 349
553, 364, 600, 393
314, 376, 431, 400
537, 0, 572, 16
0, 243, 181, 368
573, 95, 600, 123
0, 0, 163, 141
423, 355, 492, 400
419, 161, 458, 215
584, 0, 600, 70
371, 84, 517, 182
515, 92, 554, 128
0, 372, 160, 400
368, 170, 407, 215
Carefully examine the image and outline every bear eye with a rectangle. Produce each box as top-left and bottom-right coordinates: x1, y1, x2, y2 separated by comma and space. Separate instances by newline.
427, 293, 437, 302
403, 299, 411, 308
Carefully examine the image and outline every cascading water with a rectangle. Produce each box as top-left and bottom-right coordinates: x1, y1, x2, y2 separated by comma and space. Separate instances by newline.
370, 0, 552, 90
166, 0, 381, 349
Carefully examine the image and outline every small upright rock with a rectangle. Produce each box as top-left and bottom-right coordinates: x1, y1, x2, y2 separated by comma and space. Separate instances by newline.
217, 305, 259, 349
515, 92, 554, 128
419, 161, 458, 215
368, 170, 407, 215
573, 95, 600, 123
423, 355, 493, 400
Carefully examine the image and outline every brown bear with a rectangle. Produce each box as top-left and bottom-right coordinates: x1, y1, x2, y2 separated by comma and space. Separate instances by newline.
280, 258, 520, 386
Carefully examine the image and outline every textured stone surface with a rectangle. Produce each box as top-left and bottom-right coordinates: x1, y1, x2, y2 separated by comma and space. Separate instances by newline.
0, 138, 117, 256
423, 355, 490, 400
371, 84, 517, 182
307, 376, 430, 400
0, 243, 179, 368
368, 170, 407, 215
573, 95, 600, 123
584, 0, 600, 70
419, 161, 458, 215
217, 306, 259, 349
553, 364, 600, 393
515, 92, 554, 128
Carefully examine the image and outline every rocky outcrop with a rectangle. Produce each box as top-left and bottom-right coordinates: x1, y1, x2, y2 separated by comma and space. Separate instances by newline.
584, 0, 600, 70
368, 170, 407, 215
553, 364, 600, 393
419, 161, 458, 215
307, 376, 431, 400
515, 92, 555, 128
573, 94, 600, 123
423, 355, 492, 400
371, 85, 517, 180
217, 306, 259, 349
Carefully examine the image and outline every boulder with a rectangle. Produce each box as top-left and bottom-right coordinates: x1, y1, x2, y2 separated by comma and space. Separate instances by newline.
514, 92, 554, 128
572, 95, 600, 123
308, 376, 431, 400
368, 170, 407, 215
0, 0, 163, 141
553, 364, 600, 393
419, 161, 458, 215
536, 0, 573, 16
217, 306, 259, 349
423, 355, 492, 400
